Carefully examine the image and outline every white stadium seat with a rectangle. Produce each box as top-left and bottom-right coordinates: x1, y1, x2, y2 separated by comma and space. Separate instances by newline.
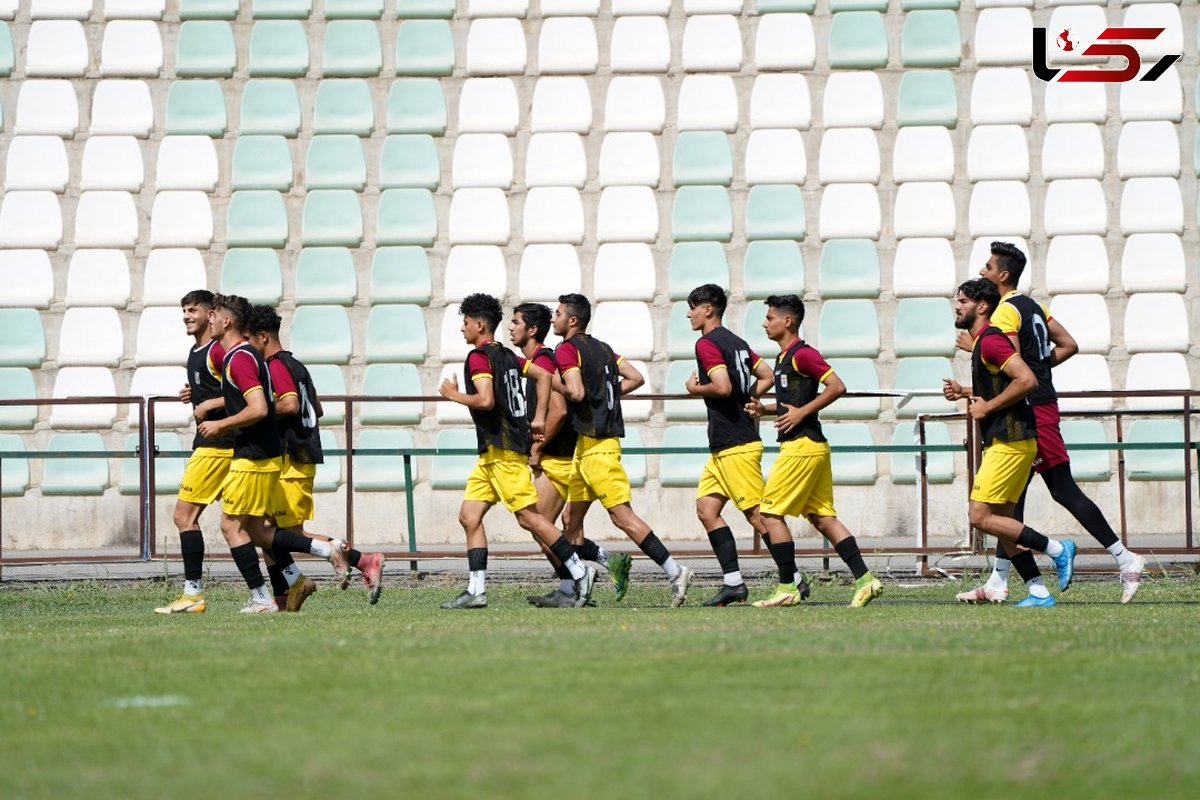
448, 188, 510, 245
745, 129, 806, 185
135, 307, 194, 366
0, 251, 54, 308
966, 125, 1028, 181
1043, 179, 1107, 237
81, 136, 145, 191
531, 77, 592, 133
58, 308, 125, 367
451, 133, 514, 189
604, 76, 665, 132
677, 75, 738, 131
25, 20, 89, 77
467, 0, 528, 16
1116, 121, 1181, 178
65, 250, 132, 308
893, 238, 956, 298
590, 302, 654, 360
128, 366, 192, 427
0, 191, 62, 248
90, 80, 155, 137
681, 14, 742, 72
155, 136, 219, 191
823, 73, 883, 129
1120, 178, 1183, 235
538, 17, 598, 74
1045, 235, 1109, 294
1123, 293, 1189, 353
893, 182, 955, 239
1052, 354, 1112, 412
1041, 123, 1104, 180
458, 78, 520, 134
597, 186, 658, 243
968, 181, 1030, 237
598, 132, 659, 187
31, 0, 92, 18
100, 20, 163, 77
75, 191, 139, 248
1049, 294, 1111, 354
525, 133, 587, 188
439, 304, 471, 362
970, 69, 1031, 126
523, 187, 585, 244
103, 1, 166, 19
1119, 67, 1181, 122
149, 191, 213, 248
750, 74, 810, 130
1044, 81, 1106, 124
50, 368, 118, 429
818, 129, 879, 184
15, 80, 79, 136
1045, 6, 1106, 65
1121, 234, 1186, 293
1123, 4, 1183, 61
819, 184, 881, 240
142, 248, 206, 306
891, 127, 954, 183
4, 136, 69, 192
1125, 353, 1191, 411
754, 13, 815, 70
973, 8, 1033, 66
612, 0, 669, 13
466, 18, 527, 76
593, 244, 656, 301
443, 246, 507, 301
519, 244, 581, 298
610, 16, 670, 73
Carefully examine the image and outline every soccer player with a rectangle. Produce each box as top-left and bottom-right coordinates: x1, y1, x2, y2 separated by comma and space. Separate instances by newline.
244, 305, 386, 609
507, 303, 632, 608
683, 284, 809, 607
437, 293, 597, 609
155, 290, 230, 614
955, 243, 1144, 604
196, 295, 350, 613
745, 295, 884, 608
552, 293, 695, 607
942, 279, 1077, 607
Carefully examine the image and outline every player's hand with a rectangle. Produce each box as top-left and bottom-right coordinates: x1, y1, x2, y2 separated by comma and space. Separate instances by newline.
193, 405, 208, 423
197, 420, 222, 439
955, 330, 973, 353
179, 385, 192, 404
685, 371, 701, 395
438, 375, 459, 399
967, 396, 990, 421
744, 397, 763, 419
530, 416, 546, 442
775, 404, 806, 434
942, 379, 964, 401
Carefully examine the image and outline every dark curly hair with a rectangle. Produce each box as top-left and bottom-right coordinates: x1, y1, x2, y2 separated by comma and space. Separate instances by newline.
460, 293, 503, 333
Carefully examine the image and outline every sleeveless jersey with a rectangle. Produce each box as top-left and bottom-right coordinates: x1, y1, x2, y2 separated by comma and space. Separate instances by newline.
268, 350, 324, 465
221, 341, 283, 461
187, 338, 233, 450
527, 346, 577, 459
1000, 293, 1057, 406
971, 326, 1037, 446
465, 341, 530, 455
695, 327, 761, 452
773, 339, 827, 444
559, 334, 625, 440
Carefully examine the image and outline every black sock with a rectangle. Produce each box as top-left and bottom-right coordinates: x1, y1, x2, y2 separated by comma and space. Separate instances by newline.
551, 555, 572, 581
265, 560, 288, 597
577, 538, 601, 562
467, 547, 487, 573
548, 536, 575, 567
179, 529, 204, 583
833, 536, 869, 580
347, 548, 363, 568
1010, 549, 1041, 583
1016, 526, 1050, 554
272, 547, 295, 571
707, 526, 741, 577
637, 531, 671, 567
1044, 463, 1118, 548
765, 538, 796, 585
272, 528, 313, 555
230, 542, 265, 590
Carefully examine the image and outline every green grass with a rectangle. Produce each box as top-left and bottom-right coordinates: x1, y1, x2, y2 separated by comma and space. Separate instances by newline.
2, 577, 1199, 800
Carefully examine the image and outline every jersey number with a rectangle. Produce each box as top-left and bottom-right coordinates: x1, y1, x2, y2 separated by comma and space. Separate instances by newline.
603, 365, 616, 410
1030, 316, 1052, 361
501, 369, 526, 418
733, 349, 752, 394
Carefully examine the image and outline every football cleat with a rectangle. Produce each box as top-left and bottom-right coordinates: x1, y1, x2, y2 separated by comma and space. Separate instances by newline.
239, 598, 280, 614
702, 583, 750, 607
669, 565, 694, 608
752, 585, 800, 608
1015, 593, 1057, 608
848, 573, 883, 608
328, 539, 352, 589
358, 552, 386, 605
608, 552, 632, 602
154, 593, 207, 615
531, 589, 579, 608
955, 585, 1009, 604
286, 576, 317, 612
1120, 553, 1145, 605
573, 565, 597, 608
440, 591, 488, 610
1052, 540, 1077, 592
797, 574, 812, 601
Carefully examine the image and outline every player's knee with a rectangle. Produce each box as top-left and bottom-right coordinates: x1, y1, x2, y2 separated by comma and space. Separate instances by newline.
968, 503, 990, 529
173, 504, 197, 532
457, 507, 479, 530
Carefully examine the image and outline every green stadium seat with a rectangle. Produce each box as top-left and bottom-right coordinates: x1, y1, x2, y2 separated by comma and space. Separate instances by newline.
175, 21, 236, 77
1059, 420, 1112, 482
295, 247, 357, 305
901, 10, 961, 68
672, 186, 733, 242
325, 0, 384, 18
239, 79, 302, 136
306, 364, 347, 424
165, 80, 227, 136
248, 20, 309, 77
314, 429, 342, 492
42, 433, 109, 496
227, 190, 289, 248
370, 247, 432, 304
894, 298, 954, 357
220, 249, 283, 304
756, 1, 815, 12
180, 0, 238, 18
818, 239, 881, 299
660, 426, 709, 487
664, 361, 707, 422
252, 0, 313, 18
745, 185, 806, 241
673, 131, 733, 187
897, 71, 958, 128
396, 0, 455, 18
667, 301, 697, 360
0, 433, 29, 496
667, 243, 729, 301
360, 363, 423, 425
376, 188, 438, 246
826, 424, 877, 485
353, 428, 416, 492
0, 23, 13, 78
290, 306, 353, 365
301, 190, 363, 246
394, 20, 455, 76
901, 0, 960, 9
890, 421, 955, 484
379, 134, 440, 189
743, 240, 803, 299
822, 358, 880, 420
305, 135, 367, 190
365, 304, 427, 363
0, 309, 46, 368
893, 357, 955, 418
1125, 420, 1189, 481
831, 0, 887, 8
818, 300, 880, 358
828, 11, 888, 69
741, 300, 777, 356
231, 135, 294, 191
313, 79, 375, 135
430, 428, 477, 490
387, 79, 447, 135
323, 19, 383, 77
0, 368, 37, 429
120, 433, 185, 496
622, 427, 646, 488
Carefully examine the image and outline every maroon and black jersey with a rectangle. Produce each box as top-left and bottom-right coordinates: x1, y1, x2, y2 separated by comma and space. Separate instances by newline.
998, 292, 1058, 406
465, 340, 531, 455
555, 334, 625, 440
695, 327, 762, 452
971, 326, 1037, 447
266, 350, 324, 465
528, 346, 577, 459
221, 340, 283, 461
187, 338, 233, 450
773, 339, 832, 444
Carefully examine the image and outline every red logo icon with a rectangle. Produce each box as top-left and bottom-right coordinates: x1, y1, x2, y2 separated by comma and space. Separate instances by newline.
1034, 27, 1180, 83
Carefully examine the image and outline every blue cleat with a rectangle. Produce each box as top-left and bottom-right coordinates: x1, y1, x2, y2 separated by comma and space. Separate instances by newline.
1015, 594, 1057, 608
1052, 540, 1077, 592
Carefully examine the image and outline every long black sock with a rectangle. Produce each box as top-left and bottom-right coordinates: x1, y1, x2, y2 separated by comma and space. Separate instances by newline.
1015, 526, 1050, 554
577, 539, 601, 562
548, 536, 575, 567
272, 528, 314, 555
1010, 549, 1041, 583
347, 548, 363, 568
833, 536, 869, 580
637, 531, 671, 566
265, 560, 288, 597
707, 526, 741, 577
179, 530, 204, 583
765, 538, 796, 585
230, 543, 265, 590
467, 547, 487, 572
1044, 463, 1118, 548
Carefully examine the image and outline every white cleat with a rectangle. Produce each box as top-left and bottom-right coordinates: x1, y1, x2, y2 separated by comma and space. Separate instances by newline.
239, 599, 280, 614
955, 585, 1009, 604
1120, 554, 1146, 604
669, 566, 694, 608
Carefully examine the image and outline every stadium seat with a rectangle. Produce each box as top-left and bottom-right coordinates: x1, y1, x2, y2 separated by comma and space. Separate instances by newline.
966, 125, 1029, 181
90, 81, 155, 139
682, 13, 742, 72
893, 298, 954, 357
323, 19, 382, 77
0, 21, 10, 77
65, 250, 131, 308
1119, 67, 1182, 123
673, 132, 732, 187
134, 307, 192, 366
620, 427, 647, 488
1122, 3, 1183, 61
739, 301, 776, 356
1120, 178, 1183, 234
353, 429, 416, 492
1044, 235, 1108, 295
126, 368, 192, 428
306, 366, 346, 425
396, 0, 453, 13
370, 247, 432, 304
4, 136, 69, 192
325, 0, 383, 17
438, 305, 471, 362
141, 248, 202, 306
14, 80, 79, 136
673, 187, 733, 243
896, 70, 957, 128
75, 191, 138, 248
521, 134, 585, 190
970, 68, 1031, 126
101, 20, 163, 77
750, 73, 811, 130
226, 190, 288, 248
380, 134, 440, 189
973, 8, 1032, 66
662, 361, 707, 422
591, 302, 654, 361
819, 128, 880, 184
1044, 5, 1105, 66
1125, 353, 1191, 412
221, 249, 283, 304
119, 432, 186, 495
313, 79, 375, 135
458, 78, 520, 134
0, 433, 29, 496
0, 191, 61, 248
1117, 121, 1180, 179
365, 305, 428, 363
598, 132, 659, 187
745, 185, 806, 241
604, 76, 665, 133
0, 368, 38, 429
231, 135, 293, 191
892, 238, 954, 298
893, 182, 955, 239
621, 361, 653, 423
1044, 179, 1107, 237
377, 188, 438, 246
828, 11, 888, 69
430, 428, 478, 490
968, 181, 1030, 237
1043, 79, 1105, 124
0, 251, 54, 309
1041, 123, 1103, 180
597, 186, 659, 243
819, 184, 881, 239
25, 20, 89, 77
248, 20, 309, 77
452, 134, 513, 189
49, 368, 118, 428
387, 79, 447, 135
743, 240, 803, 299
42, 433, 110, 496
80, 136, 143, 191
825, 424, 878, 485
659, 426, 709, 487
892, 357, 956, 417
175, 21, 236, 77
901, 10, 960, 67
1124, 420, 1189, 481
823, 358, 881, 420
667, 301, 697, 360
179, 0, 238, 17
754, 12, 815, 70
823, 72, 884, 128
434, 363, 472, 423
668, 243, 728, 301
155, 135, 218, 191
313, 429, 342, 491
889, 421, 955, 485
677, 75, 738, 132
1124, 293, 1189, 353
301, 190, 363, 247
251, 0, 311, 17
466, 17, 526, 75
594, 244, 656, 301
443, 246, 507, 301
610, 15, 670, 72
538, 16, 598, 74
1121, 234, 1186, 293
892, 127, 955, 183
541, 0, 599, 17
744, 129, 806, 186
240, 79, 302, 136
295, 247, 357, 305
164, 80, 227, 136
1054, 421, 1111, 483
1050, 354, 1112, 413
290, 306, 353, 365
818, 300, 880, 358
448, 188, 509, 245
530, 76, 591, 133
519, 244, 581, 299
1048, 294, 1110, 354
817, 239, 878, 299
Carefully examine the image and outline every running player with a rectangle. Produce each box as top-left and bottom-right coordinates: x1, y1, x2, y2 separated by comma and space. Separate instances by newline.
155, 290, 231, 615
507, 302, 632, 608
552, 293, 695, 607
942, 278, 1077, 607
683, 284, 808, 606
437, 293, 597, 609
955, 243, 1144, 604
245, 305, 386, 608
745, 295, 883, 608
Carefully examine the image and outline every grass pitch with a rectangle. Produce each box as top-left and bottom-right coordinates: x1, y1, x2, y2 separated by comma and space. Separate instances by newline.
2, 575, 1198, 800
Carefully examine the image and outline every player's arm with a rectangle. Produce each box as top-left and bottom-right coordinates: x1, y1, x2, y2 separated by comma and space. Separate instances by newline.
554, 342, 586, 402
616, 358, 643, 396
192, 396, 224, 422
775, 371, 846, 434
440, 373, 494, 410
1047, 318, 1078, 366
197, 389, 266, 437
967, 349, 1035, 422
751, 358, 773, 398
275, 393, 299, 417
542, 384, 568, 441
269, 360, 299, 417
686, 366, 731, 398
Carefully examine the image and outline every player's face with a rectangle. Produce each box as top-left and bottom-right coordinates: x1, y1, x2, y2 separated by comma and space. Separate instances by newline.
551, 304, 569, 336
763, 306, 787, 342
209, 308, 229, 337
246, 331, 268, 353
509, 312, 529, 347
181, 303, 209, 336
979, 255, 1005, 288
461, 315, 486, 345
953, 291, 978, 330
686, 303, 708, 331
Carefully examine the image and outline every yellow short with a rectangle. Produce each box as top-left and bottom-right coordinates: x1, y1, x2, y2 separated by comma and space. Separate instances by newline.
567, 435, 632, 509
760, 437, 836, 519
463, 446, 539, 512
270, 456, 317, 529
971, 438, 1037, 505
696, 441, 765, 511
220, 457, 282, 517
534, 455, 574, 501
177, 447, 233, 505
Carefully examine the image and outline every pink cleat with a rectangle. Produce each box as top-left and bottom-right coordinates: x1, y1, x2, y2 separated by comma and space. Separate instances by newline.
358, 552, 386, 605
955, 585, 1008, 604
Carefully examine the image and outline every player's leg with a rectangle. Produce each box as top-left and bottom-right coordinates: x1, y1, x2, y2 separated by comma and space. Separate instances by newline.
697, 492, 748, 607
529, 469, 575, 601
156, 449, 228, 613
218, 511, 277, 614
514, 504, 596, 608
440, 499, 492, 609
752, 452, 812, 607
